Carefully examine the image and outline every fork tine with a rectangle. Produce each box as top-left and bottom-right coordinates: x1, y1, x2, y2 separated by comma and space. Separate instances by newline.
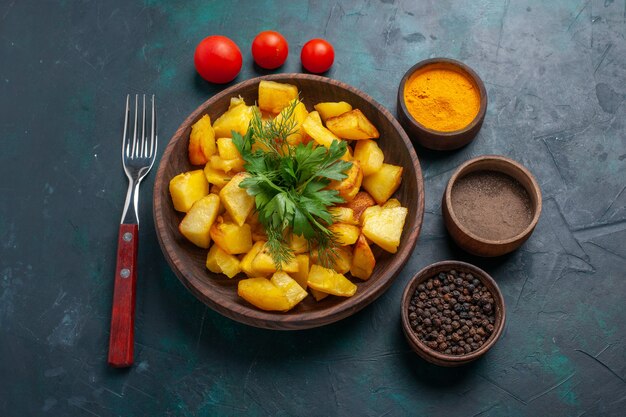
150, 95, 156, 158
122, 94, 130, 158
131, 94, 138, 159
140, 94, 147, 158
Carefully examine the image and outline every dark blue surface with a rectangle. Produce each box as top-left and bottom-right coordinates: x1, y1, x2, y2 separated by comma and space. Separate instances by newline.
1, 1, 625, 416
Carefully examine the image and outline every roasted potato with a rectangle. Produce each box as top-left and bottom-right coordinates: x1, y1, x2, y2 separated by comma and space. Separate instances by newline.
210, 220, 253, 255
209, 155, 245, 174
361, 205, 408, 253
237, 277, 292, 311
189, 114, 216, 165
206, 244, 241, 278
341, 191, 376, 222
213, 97, 256, 138
219, 172, 255, 226
307, 265, 357, 297
314, 101, 353, 122
274, 99, 309, 145
326, 109, 380, 140
271, 271, 308, 308
169, 170, 209, 212
216, 137, 242, 160
329, 207, 359, 225
240, 241, 267, 277
203, 164, 230, 187
179, 194, 221, 248
302, 110, 341, 148
361, 163, 403, 205
252, 244, 299, 274
350, 234, 375, 280
354, 140, 384, 176
329, 161, 362, 202
258, 80, 299, 114
328, 223, 360, 246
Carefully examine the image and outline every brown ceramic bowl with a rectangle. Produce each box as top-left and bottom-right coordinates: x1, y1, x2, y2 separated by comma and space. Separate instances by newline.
397, 58, 487, 151
442, 155, 542, 257
401, 260, 506, 366
153, 73, 425, 330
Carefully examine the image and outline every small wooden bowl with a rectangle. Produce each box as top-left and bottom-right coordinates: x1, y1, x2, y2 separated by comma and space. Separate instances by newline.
401, 260, 506, 366
442, 155, 542, 257
153, 73, 425, 330
397, 58, 487, 151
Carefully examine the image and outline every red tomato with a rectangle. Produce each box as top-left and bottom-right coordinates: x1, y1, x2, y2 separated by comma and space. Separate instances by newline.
300, 39, 335, 73
194, 35, 242, 84
251, 31, 289, 69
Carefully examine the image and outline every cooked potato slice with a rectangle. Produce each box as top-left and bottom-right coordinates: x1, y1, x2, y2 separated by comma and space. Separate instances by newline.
213, 97, 256, 138
179, 194, 221, 248
302, 111, 341, 148
289, 233, 309, 254
361, 206, 408, 253
329, 207, 359, 225
354, 140, 384, 176
341, 191, 376, 222
238, 278, 292, 311
310, 288, 330, 301
274, 99, 309, 145
333, 246, 353, 275
314, 101, 353, 122
350, 234, 375, 280
291, 254, 310, 290
203, 164, 230, 187
307, 265, 357, 297
328, 223, 360, 246
240, 241, 267, 277
189, 114, 216, 165
210, 221, 253, 254
209, 155, 245, 174
206, 244, 241, 278
258, 80, 299, 114
169, 170, 209, 212
216, 137, 242, 160
271, 271, 308, 308
361, 163, 403, 205
329, 161, 362, 202
252, 244, 299, 274
383, 198, 401, 209
326, 109, 380, 140
219, 172, 255, 226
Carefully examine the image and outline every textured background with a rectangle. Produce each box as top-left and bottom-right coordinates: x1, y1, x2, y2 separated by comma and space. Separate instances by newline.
1, 0, 625, 416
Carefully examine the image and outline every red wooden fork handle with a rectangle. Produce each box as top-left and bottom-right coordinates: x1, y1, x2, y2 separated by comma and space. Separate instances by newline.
108, 223, 138, 367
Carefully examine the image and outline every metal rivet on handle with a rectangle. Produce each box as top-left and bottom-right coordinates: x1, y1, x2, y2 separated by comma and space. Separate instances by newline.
120, 268, 130, 278
123, 232, 133, 242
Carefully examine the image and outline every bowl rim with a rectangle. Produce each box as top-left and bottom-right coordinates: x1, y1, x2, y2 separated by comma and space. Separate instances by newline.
444, 154, 542, 245
401, 260, 506, 364
153, 73, 425, 329
397, 57, 488, 137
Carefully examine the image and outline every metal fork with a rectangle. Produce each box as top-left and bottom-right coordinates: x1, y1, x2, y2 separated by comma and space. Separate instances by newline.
108, 94, 157, 368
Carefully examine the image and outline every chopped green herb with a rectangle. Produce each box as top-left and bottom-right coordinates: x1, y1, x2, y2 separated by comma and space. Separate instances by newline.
232, 100, 352, 268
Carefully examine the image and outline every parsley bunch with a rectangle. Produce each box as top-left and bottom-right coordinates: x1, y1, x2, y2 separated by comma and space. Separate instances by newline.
232, 100, 352, 267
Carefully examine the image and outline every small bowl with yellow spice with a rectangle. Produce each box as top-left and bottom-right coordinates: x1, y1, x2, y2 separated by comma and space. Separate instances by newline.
397, 58, 487, 151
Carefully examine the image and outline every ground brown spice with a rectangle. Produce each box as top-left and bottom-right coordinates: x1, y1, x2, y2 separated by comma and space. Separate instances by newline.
451, 171, 533, 240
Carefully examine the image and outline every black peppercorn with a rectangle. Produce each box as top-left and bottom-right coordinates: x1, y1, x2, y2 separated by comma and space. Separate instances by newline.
408, 269, 497, 356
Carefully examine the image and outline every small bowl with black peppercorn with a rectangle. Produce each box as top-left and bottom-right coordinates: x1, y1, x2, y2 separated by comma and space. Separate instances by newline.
401, 260, 506, 366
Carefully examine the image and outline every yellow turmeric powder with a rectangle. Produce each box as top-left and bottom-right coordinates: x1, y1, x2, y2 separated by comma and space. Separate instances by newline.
403, 66, 480, 132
